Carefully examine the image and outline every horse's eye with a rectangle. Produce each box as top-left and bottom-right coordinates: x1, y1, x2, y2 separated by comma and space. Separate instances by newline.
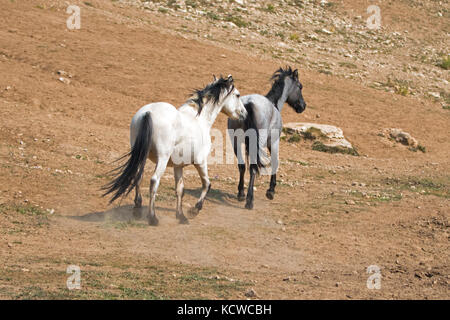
236, 93, 240, 98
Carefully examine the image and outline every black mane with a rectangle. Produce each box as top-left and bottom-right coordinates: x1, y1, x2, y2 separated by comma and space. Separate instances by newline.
189, 76, 234, 115
265, 66, 295, 107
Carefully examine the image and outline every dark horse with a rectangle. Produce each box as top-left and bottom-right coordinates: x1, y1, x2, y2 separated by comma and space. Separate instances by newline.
227, 67, 307, 209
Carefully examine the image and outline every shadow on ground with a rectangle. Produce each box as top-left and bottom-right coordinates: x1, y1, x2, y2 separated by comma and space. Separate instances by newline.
69, 187, 241, 223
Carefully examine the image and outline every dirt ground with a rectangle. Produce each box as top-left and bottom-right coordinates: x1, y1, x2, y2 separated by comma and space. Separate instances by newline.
0, 1, 448, 299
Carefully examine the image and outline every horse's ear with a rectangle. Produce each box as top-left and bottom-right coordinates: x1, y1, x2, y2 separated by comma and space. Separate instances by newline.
213, 74, 217, 81
293, 69, 299, 79
226, 74, 234, 87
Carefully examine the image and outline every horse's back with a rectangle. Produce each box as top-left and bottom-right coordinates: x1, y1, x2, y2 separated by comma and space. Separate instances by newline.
130, 102, 178, 155
242, 94, 278, 129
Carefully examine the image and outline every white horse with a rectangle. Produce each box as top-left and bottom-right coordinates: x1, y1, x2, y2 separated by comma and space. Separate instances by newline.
103, 75, 247, 225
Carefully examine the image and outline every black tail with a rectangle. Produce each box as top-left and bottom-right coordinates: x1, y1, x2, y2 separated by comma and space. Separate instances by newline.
102, 112, 152, 203
243, 102, 268, 173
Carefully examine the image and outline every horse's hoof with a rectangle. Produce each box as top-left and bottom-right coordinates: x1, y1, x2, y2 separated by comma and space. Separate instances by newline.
266, 190, 275, 200
237, 192, 246, 202
187, 206, 199, 218
195, 202, 203, 211
245, 201, 253, 210
148, 216, 159, 226
178, 215, 189, 225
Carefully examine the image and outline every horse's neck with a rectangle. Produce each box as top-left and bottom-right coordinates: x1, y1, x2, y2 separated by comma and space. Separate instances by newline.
266, 79, 289, 111
198, 102, 221, 129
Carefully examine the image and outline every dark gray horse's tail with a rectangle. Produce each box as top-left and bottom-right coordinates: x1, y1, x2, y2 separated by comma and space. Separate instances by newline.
102, 112, 152, 203
244, 102, 268, 173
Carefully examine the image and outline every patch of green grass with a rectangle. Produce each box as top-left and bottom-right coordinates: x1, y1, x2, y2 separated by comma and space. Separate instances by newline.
106, 221, 148, 230
206, 11, 220, 20
384, 177, 449, 199
437, 55, 450, 70
0, 203, 47, 216
287, 159, 309, 166
318, 69, 332, 75
312, 141, 359, 156
339, 62, 357, 69
287, 133, 301, 143
384, 77, 411, 96
303, 127, 326, 140
83, 1, 93, 7
158, 7, 168, 13
264, 3, 276, 13
224, 15, 248, 28
185, 0, 197, 8
289, 33, 300, 41
409, 144, 426, 153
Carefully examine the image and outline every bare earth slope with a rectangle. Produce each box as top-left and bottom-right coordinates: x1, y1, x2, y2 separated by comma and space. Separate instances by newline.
0, 1, 448, 299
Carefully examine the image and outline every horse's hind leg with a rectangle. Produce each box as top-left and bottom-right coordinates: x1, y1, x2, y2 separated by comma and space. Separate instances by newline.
148, 157, 169, 226
174, 166, 188, 224
133, 176, 143, 219
188, 163, 211, 217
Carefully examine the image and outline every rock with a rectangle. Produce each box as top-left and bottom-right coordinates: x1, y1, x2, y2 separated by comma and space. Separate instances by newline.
224, 21, 237, 28
245, 288, 257, 297
276, 219, 283, 225
384, 128, 418, 148
345, 200, 356, 205
58, 77, 71, 84
283, 122, 356, 154
428, 92, 440, 99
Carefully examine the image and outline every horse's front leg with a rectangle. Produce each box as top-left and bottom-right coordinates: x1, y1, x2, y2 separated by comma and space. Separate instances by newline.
174, 166, 188, 224
266, 139, 279, 200
188, 163, 211, 217
245, 164, 257, 209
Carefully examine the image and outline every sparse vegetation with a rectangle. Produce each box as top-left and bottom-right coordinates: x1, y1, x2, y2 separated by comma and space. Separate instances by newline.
312, 141, 359, 156
437, 55, 450, 70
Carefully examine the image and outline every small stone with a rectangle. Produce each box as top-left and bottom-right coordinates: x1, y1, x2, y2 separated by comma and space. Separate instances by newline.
276, 219, 283, 225
245, 288, 257, 298
21, 268, 30, 272
58, 77, 70, 84
428, 92, 440, 99
7, 242, 13, 248
345, 200, 356, 205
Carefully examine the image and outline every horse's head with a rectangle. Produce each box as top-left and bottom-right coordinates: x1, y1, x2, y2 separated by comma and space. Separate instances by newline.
217, 75, 247, 120
285, 69, 307, 113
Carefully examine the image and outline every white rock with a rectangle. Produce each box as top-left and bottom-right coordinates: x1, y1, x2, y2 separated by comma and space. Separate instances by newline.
283, 122, 354, 149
